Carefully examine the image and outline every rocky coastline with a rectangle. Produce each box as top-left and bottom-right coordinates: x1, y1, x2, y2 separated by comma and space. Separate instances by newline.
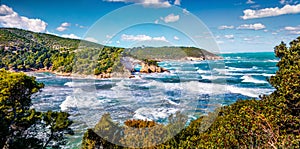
12, 55, 222, 79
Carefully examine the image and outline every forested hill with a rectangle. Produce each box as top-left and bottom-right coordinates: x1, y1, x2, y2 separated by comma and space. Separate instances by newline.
0, 28, 101, 50
0, 28, 123, 76
127, 46, 221, 61
0, 28, 221, 77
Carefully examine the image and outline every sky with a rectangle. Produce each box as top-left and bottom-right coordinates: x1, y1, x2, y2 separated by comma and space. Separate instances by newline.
1, 0, 300, 53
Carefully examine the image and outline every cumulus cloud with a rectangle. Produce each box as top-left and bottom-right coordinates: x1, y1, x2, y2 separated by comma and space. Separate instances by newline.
104, 0, 171, 7
174, 0, 181, 5
160, 13, 180, 23
250, 4, 260, 8
173, 36, 179, 40
56, 22, 71, 32
244, 37, 253, 41
61, 34, 80, 39
216, 40, 224, 44
75, 24, 85, 28
106, 34, 114, 39
241, 4, 300, 19
280, 0, 286, 4
182, 8, 190, 15
218, 25, 235, 30
121, 34, 168, 42
85, 37, 98, 43
284, 26, 300, 31
0, 5, 47, 32
237, 23, 266, 30
284, 25, 300, 34
290, 31, 300, 34
224, 34, 234, 39
246, 0, 255, 4
280, 0, 297, 5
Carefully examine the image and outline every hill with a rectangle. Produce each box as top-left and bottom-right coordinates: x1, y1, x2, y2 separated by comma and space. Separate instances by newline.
0, 28, 124, 77
127, 46, 221, 61
0, 28, 221, 77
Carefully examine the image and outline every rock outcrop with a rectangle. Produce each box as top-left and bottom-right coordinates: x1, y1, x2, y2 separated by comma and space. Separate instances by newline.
139, 63, 168, 73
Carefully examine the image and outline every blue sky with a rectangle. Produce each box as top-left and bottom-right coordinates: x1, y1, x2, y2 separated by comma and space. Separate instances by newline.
1, 0, 300, 53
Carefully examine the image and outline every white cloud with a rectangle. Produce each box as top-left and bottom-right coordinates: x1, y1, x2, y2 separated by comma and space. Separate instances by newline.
154, 19, 159, 24
104, 0, 171, 8
106, 34, 113, 39
75, 24, 85, 28
56, 26, 66, 32
244, 37, 253, 41
46, 31, 59, 36
153, 36, 167, 41
283, 25, 300, 34
174, 0, 181, 5
85, 37, 98, 43
56, 22, 71, 32
122, 34, 151, 41
61, 22, 71, 27
161, 13, 180, 23
216, 40, 224, 44
182, 8, 190, 15
102, 40, 113, 44
61, 34, 80, 39
284, 26, 300, 30
218, 25, 235, 30
280, 0, 286, 4
237, 23, 266, 30
173, 36, 179, 40
121, 34, 168, 42
0, 5, 47, 32
246, 0, 255, 4
116, 40, 120, 44
290, 31, 300, 34
280, 0, 296, 5
224, 34, 234, 39
241, 4, 300, 19
250, 4, 260, 8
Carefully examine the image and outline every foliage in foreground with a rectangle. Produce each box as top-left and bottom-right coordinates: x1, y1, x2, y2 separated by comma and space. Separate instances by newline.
0, 69, 73, 148
81, 38, 300, 148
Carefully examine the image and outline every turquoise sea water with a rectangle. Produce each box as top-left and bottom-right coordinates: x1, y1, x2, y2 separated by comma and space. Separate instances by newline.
29, 52, 278, 148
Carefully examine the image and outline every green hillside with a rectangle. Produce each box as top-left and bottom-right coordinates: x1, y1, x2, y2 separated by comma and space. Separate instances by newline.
127, 46, 220, 60
0, 28, 124, 75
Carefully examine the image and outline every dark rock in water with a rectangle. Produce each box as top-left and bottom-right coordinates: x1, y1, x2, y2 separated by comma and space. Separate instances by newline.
129, 75, 135, 78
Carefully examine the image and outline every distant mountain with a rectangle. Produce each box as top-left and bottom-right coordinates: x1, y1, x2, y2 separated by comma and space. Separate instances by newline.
0, 28, 221, 77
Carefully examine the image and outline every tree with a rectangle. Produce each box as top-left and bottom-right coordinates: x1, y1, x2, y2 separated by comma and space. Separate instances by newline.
0, 69, 73, 148
42, 111, 74, 148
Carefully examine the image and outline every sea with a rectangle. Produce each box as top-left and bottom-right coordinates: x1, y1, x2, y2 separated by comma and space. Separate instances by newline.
29, 52, 278, 148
